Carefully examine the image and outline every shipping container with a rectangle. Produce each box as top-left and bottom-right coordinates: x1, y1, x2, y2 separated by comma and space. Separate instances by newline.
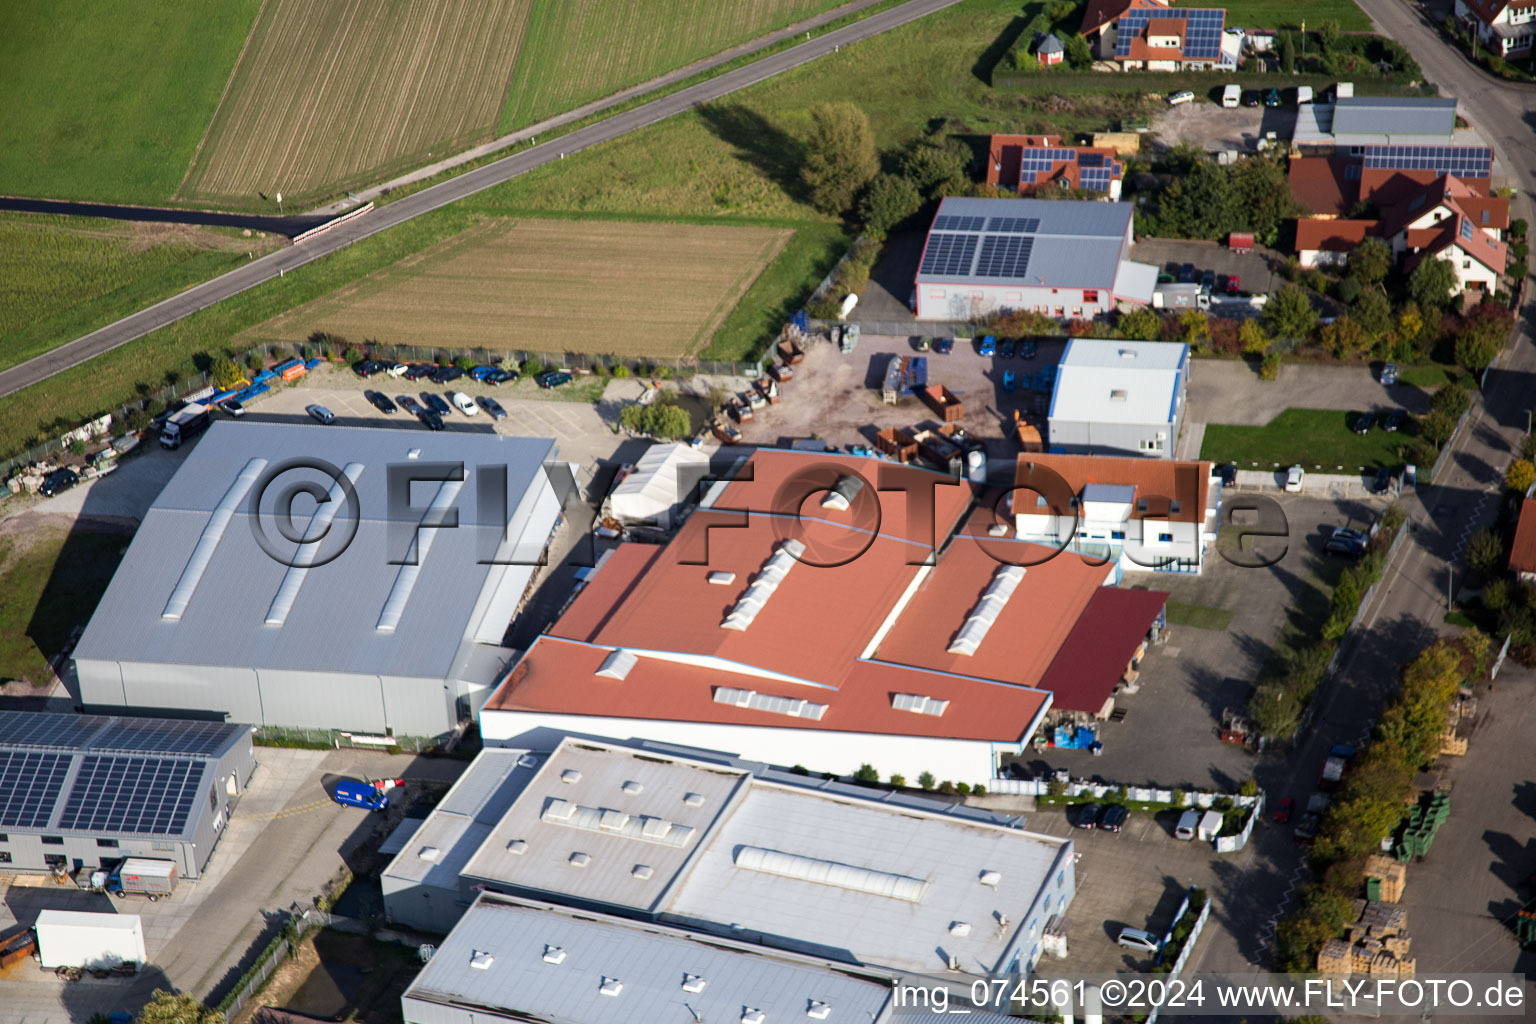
35, 910, 145, 970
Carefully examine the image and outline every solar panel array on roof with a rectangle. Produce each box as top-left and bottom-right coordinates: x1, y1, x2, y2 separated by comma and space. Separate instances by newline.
1018, 148, 1076, 185
986, 216, 1041, 234
0, 711, 105, 750
932, 214, 987, 232
1115, 7, 1224, 59
0, 751, 70, 828
58, 755, 206, 835
976, 235, 1035, 278
919, 233, 979, 276
91, 718, 239, 757
1361, 145, 1491, 179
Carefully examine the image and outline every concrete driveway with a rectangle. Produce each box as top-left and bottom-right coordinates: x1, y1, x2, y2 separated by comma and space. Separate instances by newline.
1132, 237, 1283, 297
1188, 359, 1432, 428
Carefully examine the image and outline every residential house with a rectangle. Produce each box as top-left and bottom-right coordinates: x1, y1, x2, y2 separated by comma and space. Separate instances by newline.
1455, 0, 1536, 55
986, 134, 1125, 199
1509, 497, 1536, 583
1099, 0, 1239, 70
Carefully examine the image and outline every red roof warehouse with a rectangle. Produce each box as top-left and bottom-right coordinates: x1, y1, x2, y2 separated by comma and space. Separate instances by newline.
480, 449, 1167, 781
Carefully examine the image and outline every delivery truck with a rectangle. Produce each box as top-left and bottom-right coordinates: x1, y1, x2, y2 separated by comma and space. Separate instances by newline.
34, 910, 144, 970
333, 779, 390, 811
159, 403, 212, 449
105, 858, 178, 901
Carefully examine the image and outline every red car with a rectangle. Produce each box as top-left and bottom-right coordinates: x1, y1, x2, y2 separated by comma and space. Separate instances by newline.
1272, 797, 1295, 824
1226, 274, 1241, 295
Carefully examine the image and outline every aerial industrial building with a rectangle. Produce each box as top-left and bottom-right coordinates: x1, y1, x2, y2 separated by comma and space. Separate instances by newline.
1047, 338, 1189, 458
0, 711, 254, 880
72, 423, 567, 739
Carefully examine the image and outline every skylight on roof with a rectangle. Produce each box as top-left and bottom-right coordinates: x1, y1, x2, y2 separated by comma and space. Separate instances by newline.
540, 800, 697, 846
734, 845, 930, 902
892, 693, 950, 717
721, 538, 806, 631
713, 687, 828, 721
947, 564, 1026, 657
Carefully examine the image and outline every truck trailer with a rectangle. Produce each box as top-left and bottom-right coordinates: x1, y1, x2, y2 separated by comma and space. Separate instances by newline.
34, 910, 144, 970
159, 403, 212, 449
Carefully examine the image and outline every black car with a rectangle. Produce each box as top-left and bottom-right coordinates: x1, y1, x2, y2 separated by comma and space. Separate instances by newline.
366, 390, 398, 415
397, 395, 422, 415
1200, 269, 1216, 294
1021, 339, 1037, 359
485, 367, 520, 385
536, 370, 573, 389
430, 365, 465, 384
1383, 409, 1406, 433
39, 467, 80, 497
477, 396, 508, 420
1242, 90, 1261, 107
1177, 263, 1197, 284
403, 363, 435, 381
422, 392, 452, 415
1352, 412, 1376, 435
1324, 536, 1367, 558
1215, 463, 1238, 486
352, 360, 379, 378
418, 409, 446, 431
998, 338, 1017, 359
1099, 804, 1129, 832
1075, 803, 1102, 830
1372, 466, 1393, 495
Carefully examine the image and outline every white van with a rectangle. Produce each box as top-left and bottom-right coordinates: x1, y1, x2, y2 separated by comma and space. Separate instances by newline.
1118, 927, 1162, 953
1221, 84, 1241, 108
1175, 809, 1201, 840
1198, 810, 1224, 842
1296, 85, 1314, 104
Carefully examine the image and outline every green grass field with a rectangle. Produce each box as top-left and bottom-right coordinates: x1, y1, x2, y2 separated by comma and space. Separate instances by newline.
0, 0, 263, 204
1218, 0, 1372, 32
1200, 408, 1411, 471
0, 526, 128, 686
500, 0, 849, 131
1165, 601, 1236, 631
0, 214, 278, 373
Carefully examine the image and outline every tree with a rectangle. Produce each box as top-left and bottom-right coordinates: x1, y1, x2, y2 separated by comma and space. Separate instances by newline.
1431, 381, 1471, 418
1319, 316, 1371, 359
1263, 285, 1317, 341
1239, 318, 1269, 355
800, 103, 878, 216
1353, 290, 1393, 340
1456, 326, 1503, 373
1118, 307, 1161, 341
1419, 409, 1457, 446
853, 763, 880, 784
899, 138, 970, 198
1177, 308, 1208, 348
1063, 33, 1094, 68
1410, 257, 1458, 307
889, 773, 906, 788
1507, 459, 1536, 494
1317, 19, 1341, 51
211, 358, 243, 390
858, 173, 922, 237
917, 771, 936, 791
1229, 154, 1300, 245
1350, 237, 1391, 286
621, 402, 693, 439
1279, 31, 1296, 72
136, 990, 222, 1024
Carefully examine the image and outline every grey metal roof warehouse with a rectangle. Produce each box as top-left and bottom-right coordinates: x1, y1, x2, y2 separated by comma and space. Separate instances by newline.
915, 196, 1136, 289
72, 422, 566, 738
0, 711, 254, 879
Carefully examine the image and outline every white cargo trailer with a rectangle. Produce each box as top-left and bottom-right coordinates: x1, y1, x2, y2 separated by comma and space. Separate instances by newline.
35, 910, 145, 970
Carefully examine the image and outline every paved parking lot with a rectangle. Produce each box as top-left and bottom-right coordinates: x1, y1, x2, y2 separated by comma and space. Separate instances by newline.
1131, 237, 1283, 298
1189, 359, 1433, 428
1011, 493, 1382, 791
1150, 98, 1296, 153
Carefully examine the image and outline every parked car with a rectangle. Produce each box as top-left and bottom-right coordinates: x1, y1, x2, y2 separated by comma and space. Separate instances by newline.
418, 409, 445, 431
1003, 370, 1017, 392
1099, 805, 1128, 832
1380, 362, 1399, 385
1372, 466, 1393, 494
306, 404, 336, 425
1242, 90, 1261, 107
979, 335, 997, 357
1177, 263, 1196, 283
469, 365, 496, 381
430, 365, 465, 384
1216, 463, 1238, 486
1075, 803, 1102, 829
39, 467, 80, 497
999, 338, 1016, 359
1332, 527, 1370, 546
1167, 89, 1196, 106
397, 395, 422, 415
451, 391, 478, 415
934, 337, 954, 354
381, 361, 409, 377
1293, 811, 1321, 843
1175, 809, 1201, 839
1200, 269, 1216, 294
485, 367, 519, 384
1157, 272, 1176, 284
1272, 797, 1296, 824
423, 393, 452, 415
352, 360, 379, 378
221, 400, 246, 418
1118, 927, 1161, 954
1324, 536, 1367, 558
477, 396, 508, 420
1021, 339, 1037, 359
1264, 87, 1282, 107
1226, 274, 1241, 295
536, 370, 573, 389
1352, 412, 1376, 435
403, 363, 435, 381
365, 391, 397, 415
1285, 465, 1305, 492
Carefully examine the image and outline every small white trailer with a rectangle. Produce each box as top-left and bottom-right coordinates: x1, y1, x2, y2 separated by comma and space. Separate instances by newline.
35, 910, 145, 970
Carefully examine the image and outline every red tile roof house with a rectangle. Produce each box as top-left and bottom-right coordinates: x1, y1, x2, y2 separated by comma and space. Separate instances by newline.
986, 134, 1125, 200
1455, 0, 1536, 55
1512, 498, 1536, 584
478, 449, 1168, 783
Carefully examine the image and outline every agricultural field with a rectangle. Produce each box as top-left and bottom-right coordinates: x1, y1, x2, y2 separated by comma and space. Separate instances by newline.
0, 214, 279, 373
179, 0, 533, 205
499, 0, 851, 131
0, 0, 263, 203
246, 217, 792, 356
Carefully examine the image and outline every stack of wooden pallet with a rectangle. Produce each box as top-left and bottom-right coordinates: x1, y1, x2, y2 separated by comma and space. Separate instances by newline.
1364, 855, 1407, 903
1317, 938, 1351, 973
1318, 902, 1416, 974
1359, 901, 1408, 936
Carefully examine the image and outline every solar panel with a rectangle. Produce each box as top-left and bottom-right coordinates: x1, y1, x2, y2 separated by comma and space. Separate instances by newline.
974, 235, 1035, 278
0, 751, 69, 828
1078, 153, 1105, 169
58, 755, 207, 836
931, 215, 986, 232
92, 718, 238, 757
986, 216, 1041, 234
1361, 145, 1491, 179
1115, 7, 1224, 60
0, 711, 106, 750
919, 233, 979, 276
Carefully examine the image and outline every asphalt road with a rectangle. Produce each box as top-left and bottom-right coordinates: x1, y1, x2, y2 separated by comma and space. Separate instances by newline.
0, 195, 329, 236
0, 0, 961, 402
1189, 0, 1536, 984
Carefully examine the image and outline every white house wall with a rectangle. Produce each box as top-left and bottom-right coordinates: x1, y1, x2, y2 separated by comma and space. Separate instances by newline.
917, 284, 1116, 321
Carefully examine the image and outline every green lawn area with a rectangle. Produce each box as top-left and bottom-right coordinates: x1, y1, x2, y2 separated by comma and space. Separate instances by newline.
1165, 601, 1236, 631
1396, 365, 1457, 389
0, 526, 128, 685
0, 214, 277, 373
1219, 0, 1371, 32
1200, 408, 1412, 471
0, 0, 263, 204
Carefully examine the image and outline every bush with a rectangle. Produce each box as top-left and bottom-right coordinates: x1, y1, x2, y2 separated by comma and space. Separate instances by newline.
454, 355, 477, 371
125, 409, 151, 432
954, 782, 972, 795
523, 357, 546, 377
1118, 307, 1161, 341
247, 353, 265, 372
1259, 352, 1281, 380
1431, 382, 1471, 418
145, 398, 166, 416
853, 763, 880, 784
858, 173, 922, 237
1334, 277, 1362, 305
212, 357, 244, 390
889, 773, 906, 788
68, 439, 86, 456
1512, 218, 1529, 239
1239, 777, 1259, 798
1507, 459, 1535, 494
918, 771, 936, 791
1420, 409, 1457, 446
1465, 529, 1506, 578
619, 401, 693, 439
972, 784, 987, 797
612, 364, 631, 379
938, 780, 957, 795
1485, 578, 1511, 611
343, 347, 362, 365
